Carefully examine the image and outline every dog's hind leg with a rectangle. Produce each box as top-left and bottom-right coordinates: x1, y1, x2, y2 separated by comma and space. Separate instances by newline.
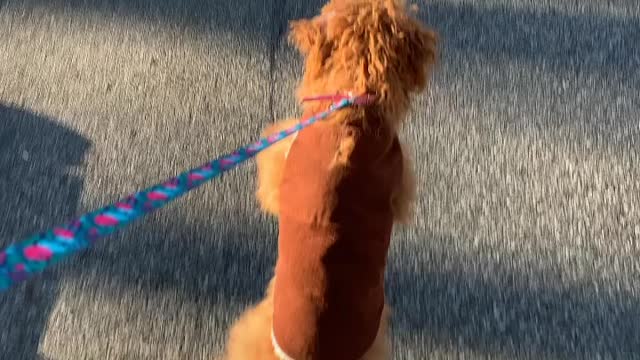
360, 305, 392, 360
256, 118, 299, 216
224, 279, 280, 360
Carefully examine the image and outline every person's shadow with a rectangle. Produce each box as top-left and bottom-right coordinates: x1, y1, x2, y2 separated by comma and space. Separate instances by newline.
0, 103, 91, 359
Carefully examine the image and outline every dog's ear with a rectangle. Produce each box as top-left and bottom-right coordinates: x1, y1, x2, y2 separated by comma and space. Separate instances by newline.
384, 1, 438, 93
403, 23, 438, 92
288, 19, 322, 55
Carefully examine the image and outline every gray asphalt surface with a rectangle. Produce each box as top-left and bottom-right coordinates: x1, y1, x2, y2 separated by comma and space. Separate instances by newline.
1, 0, 639, 359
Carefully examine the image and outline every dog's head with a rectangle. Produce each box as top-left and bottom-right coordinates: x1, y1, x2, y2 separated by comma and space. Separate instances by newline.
289, 0, 437, 123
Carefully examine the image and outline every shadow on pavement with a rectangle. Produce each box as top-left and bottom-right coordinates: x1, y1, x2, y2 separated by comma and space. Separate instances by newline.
6, 0, 273, 36
386, 232, 640, 359
422, 2, 640, 82
56, 210, 278, 358
72, 212, 278, 310
0, 104, 91, 358
12, 0, 639, 84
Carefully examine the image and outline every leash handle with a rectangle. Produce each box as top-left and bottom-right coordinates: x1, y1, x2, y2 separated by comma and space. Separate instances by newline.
0, 96, 364, 292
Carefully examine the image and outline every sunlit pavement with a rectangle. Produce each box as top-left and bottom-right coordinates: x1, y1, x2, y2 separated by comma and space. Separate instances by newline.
0, 1, 639, 359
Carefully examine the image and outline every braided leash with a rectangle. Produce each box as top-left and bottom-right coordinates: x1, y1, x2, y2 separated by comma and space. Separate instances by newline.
0, 94, 375, 292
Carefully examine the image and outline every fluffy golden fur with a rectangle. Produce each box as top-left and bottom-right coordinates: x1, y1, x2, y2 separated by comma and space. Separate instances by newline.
224, 0, 437, 359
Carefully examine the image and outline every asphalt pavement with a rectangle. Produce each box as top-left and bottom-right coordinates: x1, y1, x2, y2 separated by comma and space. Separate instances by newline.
0, 0, 639, 359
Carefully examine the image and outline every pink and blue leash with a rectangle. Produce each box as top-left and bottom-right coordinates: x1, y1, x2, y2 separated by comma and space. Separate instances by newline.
0, 94, 375, 292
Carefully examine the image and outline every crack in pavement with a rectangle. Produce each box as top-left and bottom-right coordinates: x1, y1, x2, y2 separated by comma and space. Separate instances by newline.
268, 0, 288, 125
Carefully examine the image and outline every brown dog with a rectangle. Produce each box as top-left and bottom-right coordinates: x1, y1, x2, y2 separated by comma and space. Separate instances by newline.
224, 1, 437, 359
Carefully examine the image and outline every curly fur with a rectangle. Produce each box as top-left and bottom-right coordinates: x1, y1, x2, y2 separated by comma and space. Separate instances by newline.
289, 0, 437, 127
255, 118, 299, 216
224, 0, 437, 358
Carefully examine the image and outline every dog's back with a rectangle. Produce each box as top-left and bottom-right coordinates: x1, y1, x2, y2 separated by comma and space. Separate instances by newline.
272, 111, 402, 359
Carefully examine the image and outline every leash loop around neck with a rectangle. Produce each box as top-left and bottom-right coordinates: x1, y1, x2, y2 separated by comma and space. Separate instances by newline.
0, 93, 372, 292
302, 92, 376, 106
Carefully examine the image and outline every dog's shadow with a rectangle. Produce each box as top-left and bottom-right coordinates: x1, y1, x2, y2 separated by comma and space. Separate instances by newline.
0, 103, 91, 358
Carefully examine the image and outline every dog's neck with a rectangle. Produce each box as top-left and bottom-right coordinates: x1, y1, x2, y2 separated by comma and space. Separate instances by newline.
299, 94, 407, 133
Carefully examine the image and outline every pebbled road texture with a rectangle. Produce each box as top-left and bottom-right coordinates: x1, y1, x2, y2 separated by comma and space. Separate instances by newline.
1, 0, 639, 359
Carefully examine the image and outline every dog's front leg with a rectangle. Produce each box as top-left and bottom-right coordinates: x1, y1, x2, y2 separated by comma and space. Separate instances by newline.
255, 118, 299, 216
391, 141, 417, 224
